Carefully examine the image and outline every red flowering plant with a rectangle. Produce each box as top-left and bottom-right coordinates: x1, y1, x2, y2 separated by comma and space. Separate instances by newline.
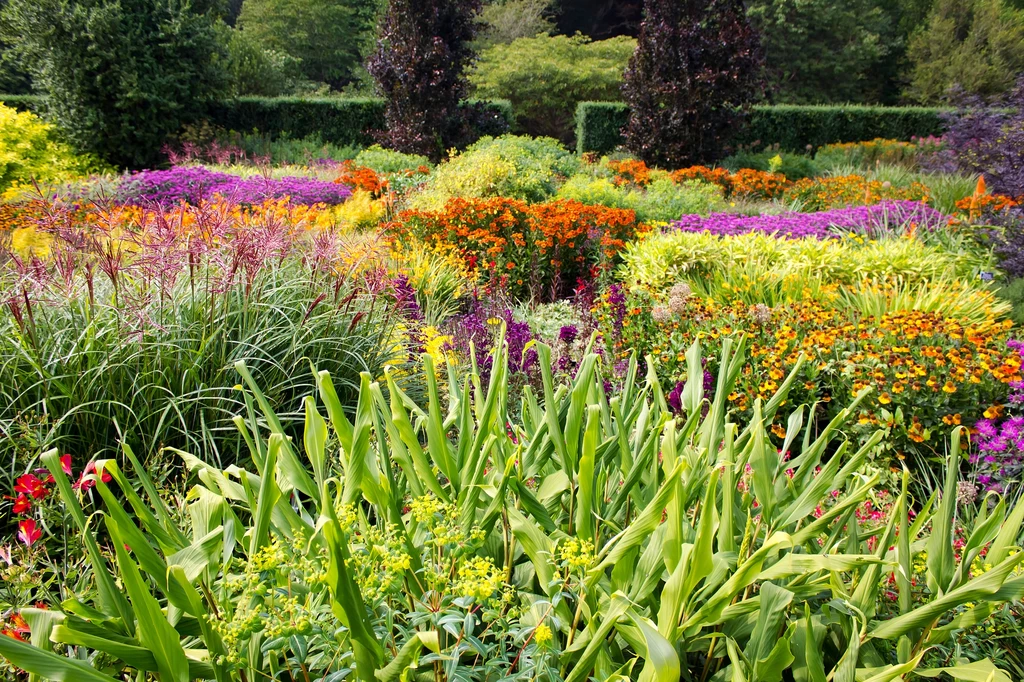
385, 197, 646, 301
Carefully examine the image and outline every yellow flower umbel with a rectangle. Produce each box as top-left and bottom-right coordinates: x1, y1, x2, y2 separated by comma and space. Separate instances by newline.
10, 226, 53, 260
534, 622, 553, 647
455, 556, 502, 602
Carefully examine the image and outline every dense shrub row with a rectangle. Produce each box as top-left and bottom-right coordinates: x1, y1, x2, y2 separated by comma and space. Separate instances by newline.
575, 101, 948, 154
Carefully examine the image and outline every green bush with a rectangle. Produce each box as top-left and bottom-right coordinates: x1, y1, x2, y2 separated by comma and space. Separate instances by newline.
2, 0, 227, 168
221, 26, 306, 97
555, 174, 725, 222
575, 102, 947, 155
0, 94, 42, 112
470, 34, 635, 141
353, 144, 432, 174
575, 101, 630, 155
410, 134, 579, 209
0, 103, 99, 191
721, 148, 821, 179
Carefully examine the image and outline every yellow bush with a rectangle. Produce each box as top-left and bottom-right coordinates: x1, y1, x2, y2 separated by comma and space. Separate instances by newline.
0, 104, 99, 192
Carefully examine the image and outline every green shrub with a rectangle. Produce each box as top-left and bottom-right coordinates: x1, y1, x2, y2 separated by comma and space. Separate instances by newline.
575, 102, 948, 154
555, 174, 725, 223
233, 132, 361, 164
575, 101, 629, 155
353, 144, 432, 174
221, 26, 306, 97
721, 148, 821, 179
2, 0, 227, 168
409, 134, 578, 209
0, 94, 43, 113
999, 277, 1024, 324
4, 339, 1022, 682
470, 34, 635, 141
0, 103, 99, 191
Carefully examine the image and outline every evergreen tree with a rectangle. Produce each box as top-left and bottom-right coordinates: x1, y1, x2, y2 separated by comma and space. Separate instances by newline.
907, 0, 1024, 103
367, 0, 482, 159
2, 0, 226, 168
622, 0, 763, 167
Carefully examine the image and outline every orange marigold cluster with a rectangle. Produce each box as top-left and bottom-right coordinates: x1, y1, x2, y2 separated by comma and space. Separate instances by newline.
336, 161, 386, 195
668, 166, 791, 199
385, 197, 647, 301
783, 175, 930, 211
608, 159, 653, 187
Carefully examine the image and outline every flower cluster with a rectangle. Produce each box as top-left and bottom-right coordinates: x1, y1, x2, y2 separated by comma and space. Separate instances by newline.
972, 339, 1024, 490
335, 160, 386, 195
9, 456, 109, 548
608, 158, 653, 187
596, 286, 1021, 457
385, 197, 645, 301
783, 174, 930, 211
671, 201, 948, 240
117, 166, 353, 206
669, 166, 791, 199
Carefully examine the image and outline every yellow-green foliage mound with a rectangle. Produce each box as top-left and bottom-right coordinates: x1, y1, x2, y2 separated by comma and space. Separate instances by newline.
0, 104, 99, 193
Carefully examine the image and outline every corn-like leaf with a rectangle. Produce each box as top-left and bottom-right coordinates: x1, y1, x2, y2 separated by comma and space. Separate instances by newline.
0, 634, 119, 682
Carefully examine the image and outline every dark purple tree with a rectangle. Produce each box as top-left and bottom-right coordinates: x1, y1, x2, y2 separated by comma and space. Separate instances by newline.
367, 0, 482, 161
938, 78, 1024, 200
622, 0, 764, 167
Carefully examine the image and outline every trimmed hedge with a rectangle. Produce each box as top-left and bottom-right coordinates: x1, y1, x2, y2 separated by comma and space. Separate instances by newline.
575, 101, 948, 155
0, 94, 45, 113
0, 95, 514, 148
575, 102, 630, 156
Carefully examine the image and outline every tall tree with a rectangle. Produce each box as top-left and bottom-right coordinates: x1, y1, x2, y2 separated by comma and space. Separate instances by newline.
906, 0, 1024, 103
2, 0, 225, 168
236, 0, 379, 89
622, 0, 763, 167
367, 0, 482, 159
747, 0, 901, 104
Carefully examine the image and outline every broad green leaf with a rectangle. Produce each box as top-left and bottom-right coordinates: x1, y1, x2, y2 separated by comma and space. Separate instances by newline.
0, 634, 118, 682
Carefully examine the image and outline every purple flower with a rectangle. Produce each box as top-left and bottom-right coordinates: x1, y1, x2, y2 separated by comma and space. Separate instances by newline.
118, 166, 352, 207
671, 201, 949, 240
559, 325, 579, 344
667, 381, 685, 415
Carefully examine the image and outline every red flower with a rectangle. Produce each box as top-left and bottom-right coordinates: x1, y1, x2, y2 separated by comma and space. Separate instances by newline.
75, 461, 111, 492
12, 495, 31, 515
2, 612, 30, 642
17, 519, 41, 547
14, 474, 48, 500
60, 454, 73, 476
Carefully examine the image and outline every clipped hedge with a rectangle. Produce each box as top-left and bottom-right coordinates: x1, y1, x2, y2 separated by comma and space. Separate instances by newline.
576, 101, 630, 156
0, 95, 514, 149
575, 101, 948, 154
0, 94, 44, 113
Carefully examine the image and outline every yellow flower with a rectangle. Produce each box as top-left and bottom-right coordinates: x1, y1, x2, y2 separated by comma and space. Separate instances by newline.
942, 381, 957, 394
534, 622, 553, 647
878, 392, 892, 405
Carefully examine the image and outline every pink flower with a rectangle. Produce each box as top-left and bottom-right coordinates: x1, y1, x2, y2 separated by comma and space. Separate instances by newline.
75, 461, 111, 492
17, 519, 41, 547
60, 454, 73, 476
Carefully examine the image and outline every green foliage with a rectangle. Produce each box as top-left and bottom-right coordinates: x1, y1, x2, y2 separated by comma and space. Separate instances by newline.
998, 277, 1024, 324
209, 97, 385, 148
475, 0, 556, 49
0, 258, 404, 470
470, 34, 635, 141
0, 103, 99, 191
410, 134, 579, 209
5, 340, 1023, 681
221, 26, 306, 97
574, 100, 629, 155
235, 0, 379, 89
619, 231, 978, 292
0, 93, 42, 112
233, 131, 361, 164
722, 148, 821, 180
575, 103, 949, 155
555, 175, 725, 222
353, 144, 432, 174
1, 0, 227, 169
736, 105, 948, 150
906, 0, 1024, 103
747, 0, 900, 104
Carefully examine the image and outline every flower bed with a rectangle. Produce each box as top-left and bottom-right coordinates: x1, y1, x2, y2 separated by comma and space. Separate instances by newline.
117, 165, 353, 206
